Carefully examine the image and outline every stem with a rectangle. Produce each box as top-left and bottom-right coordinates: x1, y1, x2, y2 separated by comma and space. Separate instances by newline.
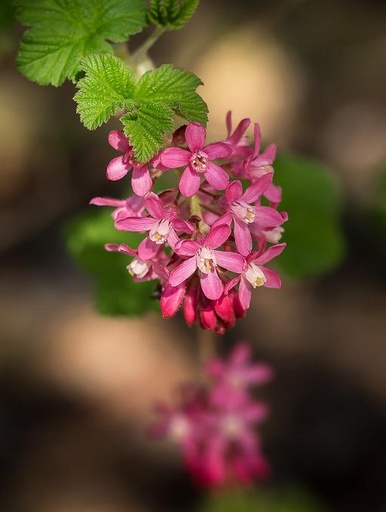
130, 26, 166, 66
197, 327, 216, 376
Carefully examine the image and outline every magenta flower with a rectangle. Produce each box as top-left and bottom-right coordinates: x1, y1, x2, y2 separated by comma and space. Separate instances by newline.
116, 192, 194, 260
105, 243, 168, 282
207, 342, 273, 406
224, 111, 251, 158
226, 243, 286, 310
160, 122, 232, 197
189, 399, 270, 487
89, 193, 145, 221
106, 130, 152, 196
215, 175, 285, 256
169, 225, 245, 301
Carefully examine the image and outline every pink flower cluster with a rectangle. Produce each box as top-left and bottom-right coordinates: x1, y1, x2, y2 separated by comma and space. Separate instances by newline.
150, 342, 273, 488
92, 113, 287, 333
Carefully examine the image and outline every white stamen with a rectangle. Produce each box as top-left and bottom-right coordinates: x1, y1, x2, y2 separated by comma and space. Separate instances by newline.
128, 258, 150, 278
245, 262, 266, 288
149, 219, 171, 244
197, 246, 217, 274
231, 200, 255, 224
191, 151, 208, 173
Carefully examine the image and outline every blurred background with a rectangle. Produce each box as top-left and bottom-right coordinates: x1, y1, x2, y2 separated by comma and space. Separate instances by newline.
1, 0, 386, 511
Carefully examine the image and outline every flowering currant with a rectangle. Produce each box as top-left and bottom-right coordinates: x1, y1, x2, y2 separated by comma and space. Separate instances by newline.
93, 113, 288, 333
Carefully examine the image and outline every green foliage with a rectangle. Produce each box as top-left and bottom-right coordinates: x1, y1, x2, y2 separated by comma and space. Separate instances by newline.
274, 153, 346, 279
15, 0, 147, 86
147, 0, 199, 30
74, 54, 208, 162
66, 207, 160, 316
201, 488, 324, 512
74, 54, 136, 129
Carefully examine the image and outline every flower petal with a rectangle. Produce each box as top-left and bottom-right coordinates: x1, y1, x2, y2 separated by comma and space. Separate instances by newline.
160, 283, 186, 318
116, 216, 155, 232
204, 142, 232, 160
106, 156, 129, 181
204, 224, 231, 249
90, 196, 126, 207
175, 239, 200, 256
145, 192, 165, 219
234, 217, 252, 256
214, 250, 246, 273
252, 123, 262, 159
254, 243, 286, 265
238, 277, 252, 310
179, 167, 201, 197
108, 130, 130, 152
160, 147, 191, 168
200, 270, 223, 300
138, 237, 159, 260
260, 267, 281, 288
186, 122, 206, 152
205, 162, 229, 191
241, 173, 273, 203
225, 180, 243, 203
169, 257, 197, 286
131, 165, 152, 196
254, 206, 284, 228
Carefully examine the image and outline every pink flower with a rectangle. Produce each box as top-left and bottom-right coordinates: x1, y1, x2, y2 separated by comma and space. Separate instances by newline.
169, 225, 246, 301
105, 243, 168, 282
244, 124, 281, 203
89, 193, 145, 221
227, 243, 286, 310
106, 130, 152, 196
188, 399, 270, 488
160, 122, 232, 197
150, 341, 273, 489
116, 192, 194, 259
207, 342, 273, 406
215, 175, 285, 256
224, 111, 251, 158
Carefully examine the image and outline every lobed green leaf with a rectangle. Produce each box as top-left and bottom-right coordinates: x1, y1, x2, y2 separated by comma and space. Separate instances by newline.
74, 56, 208, 162
15, 0, 147, 86
74, 53, 135, 129
147, 0, 199, 30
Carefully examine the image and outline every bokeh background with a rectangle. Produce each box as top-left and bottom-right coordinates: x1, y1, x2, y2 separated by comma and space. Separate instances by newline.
1, 0, 386, 511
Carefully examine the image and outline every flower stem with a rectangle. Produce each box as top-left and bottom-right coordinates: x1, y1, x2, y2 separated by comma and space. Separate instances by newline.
197, 327, 216, 376
130, 26, 166, 66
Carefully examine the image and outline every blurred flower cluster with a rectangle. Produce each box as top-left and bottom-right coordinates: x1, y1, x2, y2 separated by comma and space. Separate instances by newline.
92, 113, 287, 332
150, 342, 273, 488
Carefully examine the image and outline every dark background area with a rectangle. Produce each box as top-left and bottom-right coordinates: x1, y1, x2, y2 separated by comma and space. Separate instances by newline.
0, 1, 386, 511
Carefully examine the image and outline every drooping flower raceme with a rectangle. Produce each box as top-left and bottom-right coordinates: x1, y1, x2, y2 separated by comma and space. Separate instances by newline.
91, 113, 288, 333
150, 341, 273, 489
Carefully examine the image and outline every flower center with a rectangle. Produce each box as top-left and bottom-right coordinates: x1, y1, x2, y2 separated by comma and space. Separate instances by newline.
221, 414, 242, 438
245, 263, 266, 288
230, 200, 255, 224
169, 415, 190, 442
197, 246, 217, 274
191, 151, 208, 173
149, 219, 171, 244
128, 258, 150, 279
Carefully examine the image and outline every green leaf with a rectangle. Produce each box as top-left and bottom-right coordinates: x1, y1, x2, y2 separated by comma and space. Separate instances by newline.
274, 153, 346, 279
74, 55, 208, 162
15, 0, 147, 86
123, 63, 207, 161
66, 208, 160, 316
75, 53, 136, 129
147, 0, 199, 30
